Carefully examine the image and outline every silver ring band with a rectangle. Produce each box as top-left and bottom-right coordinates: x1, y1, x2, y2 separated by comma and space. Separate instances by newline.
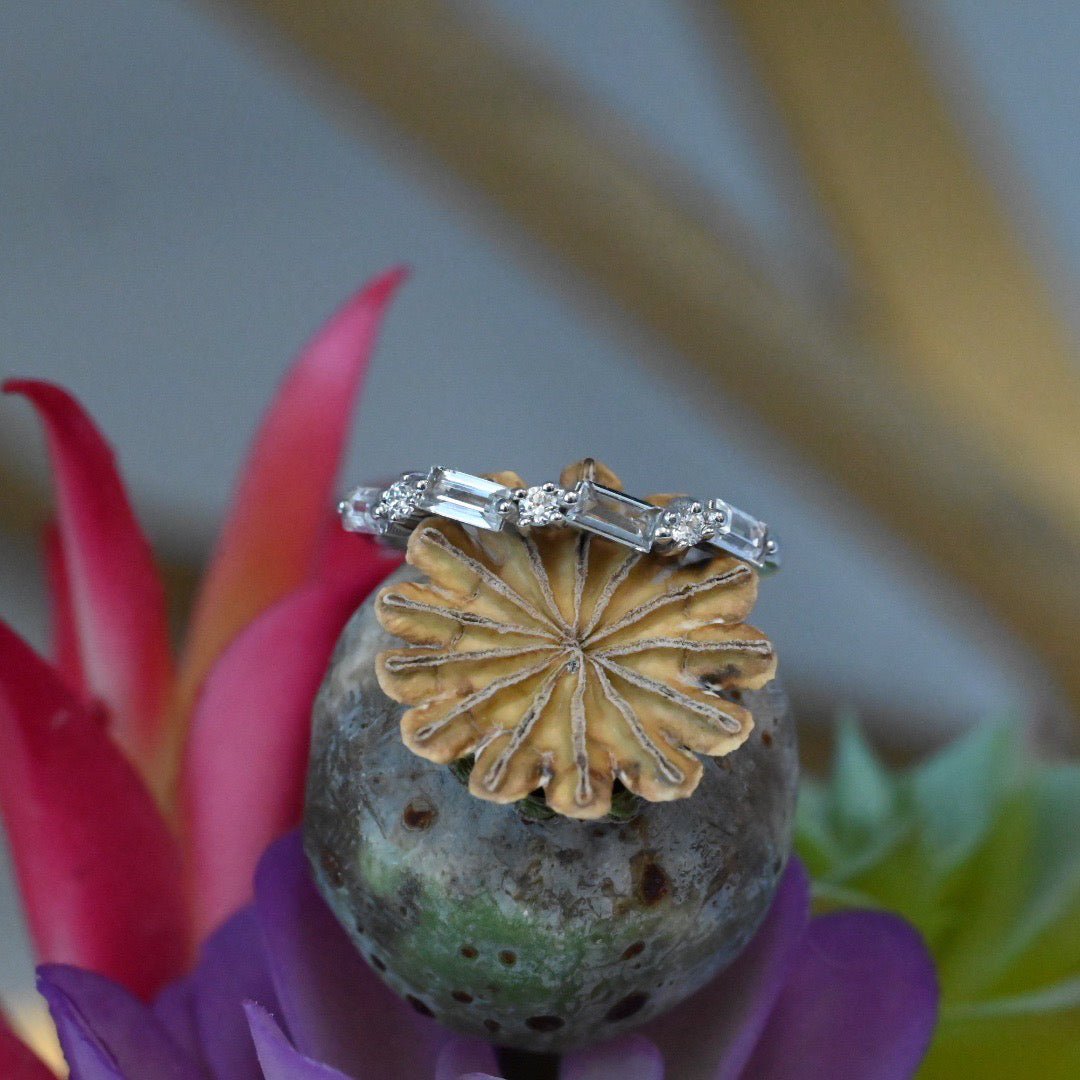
339, 466, 780, 572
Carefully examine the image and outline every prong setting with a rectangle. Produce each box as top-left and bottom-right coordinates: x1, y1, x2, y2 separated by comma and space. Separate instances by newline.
515, 484, 573, 527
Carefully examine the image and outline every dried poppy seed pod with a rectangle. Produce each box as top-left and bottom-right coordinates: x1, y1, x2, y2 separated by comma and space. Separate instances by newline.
375, 460, 777, 819
304, 461, 798, 1052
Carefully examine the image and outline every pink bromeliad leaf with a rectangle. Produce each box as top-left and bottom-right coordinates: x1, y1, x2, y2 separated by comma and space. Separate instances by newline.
3, 381, 174, 787
315, 519, 401, 589
175, 269, 408, 728
182, 543, 398, 939
0, 622, 188, 1000
43, 522, 86, 699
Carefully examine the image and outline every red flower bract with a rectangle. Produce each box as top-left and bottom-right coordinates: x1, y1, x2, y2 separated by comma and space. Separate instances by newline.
0, 268, 406, 999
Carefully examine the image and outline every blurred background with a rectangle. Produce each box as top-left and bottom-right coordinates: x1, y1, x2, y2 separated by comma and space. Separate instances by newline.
2, 0, 1079, 1054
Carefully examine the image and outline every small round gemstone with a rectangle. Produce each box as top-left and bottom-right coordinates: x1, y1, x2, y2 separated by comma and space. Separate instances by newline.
339, 486, 386, 533
516, 485, 569, 527
380, 476, 425, 521
663, 498, 717, 549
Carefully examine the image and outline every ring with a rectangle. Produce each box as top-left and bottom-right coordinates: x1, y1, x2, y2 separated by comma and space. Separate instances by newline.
339, 466, 780, 572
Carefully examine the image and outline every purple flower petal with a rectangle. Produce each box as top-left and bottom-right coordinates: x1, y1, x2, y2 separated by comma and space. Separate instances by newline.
38, 965, 204, 1080
192, 905, 281, 1080
244, 1004, 352, 1080
741, 911, 938, 1080
560, 1034, 665, 1079
153, 977, 204, 1067
254, 831, 446, 1080
642, 859, 809, 1080
434, 1037, 502, 1079
37, 997, 122, 1080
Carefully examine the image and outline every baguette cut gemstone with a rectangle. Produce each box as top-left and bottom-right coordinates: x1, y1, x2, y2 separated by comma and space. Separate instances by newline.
339, 486, 388, 534
420, 467, 510, 530
708, 500, 768, 564
567, 482, 660, 551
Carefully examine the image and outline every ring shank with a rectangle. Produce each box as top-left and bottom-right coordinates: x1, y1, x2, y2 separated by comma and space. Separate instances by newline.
340, 467, 780, 572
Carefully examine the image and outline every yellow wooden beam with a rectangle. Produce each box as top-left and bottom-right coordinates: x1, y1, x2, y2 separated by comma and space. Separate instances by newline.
722, 0, 1080, 586
200, 0, 1080, 721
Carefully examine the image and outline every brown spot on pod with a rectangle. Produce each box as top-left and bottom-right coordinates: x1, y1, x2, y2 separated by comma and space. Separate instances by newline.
622, 941, 646, 960
405, 995, 434, 1017
632, 852, 671, 907
498, 950, 517, 967
606, 992, 649, 1022
451, 990, 474, 1004
402, 798, 438, 830
318, 848, 345, 888
526, 1015, 565, 1032
459, 945, 478, 959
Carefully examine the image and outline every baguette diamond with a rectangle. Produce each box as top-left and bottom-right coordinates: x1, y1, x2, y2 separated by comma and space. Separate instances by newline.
707, 500, 769, 564
567, 482, 661, 552
420, 467, 511, 531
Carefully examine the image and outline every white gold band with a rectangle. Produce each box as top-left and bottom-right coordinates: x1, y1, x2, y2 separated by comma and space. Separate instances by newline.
339, 466, 780, 572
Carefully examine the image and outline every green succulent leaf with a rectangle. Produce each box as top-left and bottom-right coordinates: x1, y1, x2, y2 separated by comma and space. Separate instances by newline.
796, 719, 1080, 1079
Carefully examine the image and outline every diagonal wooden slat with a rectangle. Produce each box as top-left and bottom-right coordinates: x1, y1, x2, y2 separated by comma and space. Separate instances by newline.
166, 2, 1080, 719
721, 0, 1080, 530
